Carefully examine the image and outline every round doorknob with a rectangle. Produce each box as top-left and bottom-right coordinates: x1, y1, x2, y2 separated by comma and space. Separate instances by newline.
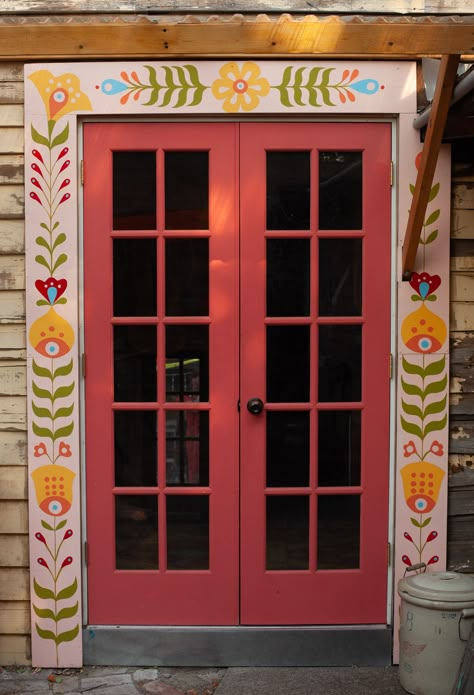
247, 397, 264, 415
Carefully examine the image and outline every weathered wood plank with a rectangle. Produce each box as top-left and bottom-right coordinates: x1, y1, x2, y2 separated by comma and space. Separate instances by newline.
452, 182, 474, 210
0, 365, 26, 396
449, 454, 474, 474
0, 465, 27, 499
0, 256, 25, 291
0, 104, 23, 127
0, 501, 27, 533
0, 396, 27, 430
448, 488, 474, 517
0, 219, 24, 254
450, 391, 474, 416
0, 81, 24, 105
0, 64, 23, 81
0, 431, 27, 465
0, 291, 25, 324
0, 127, 24, 154
450, 363, 474, 394
0, 601, 30, 634
450, 301, 474, 330
448, 466, 474, 487
449, 420, 474, 454
450, 272, 474, 303
0, 185, 24, 217
451, 332, 474, 364
0, 535, 28, 566
0, 325, 26, 355
447, 515, 474, 573
0, 634, 30, 665
0, 154, 24, 184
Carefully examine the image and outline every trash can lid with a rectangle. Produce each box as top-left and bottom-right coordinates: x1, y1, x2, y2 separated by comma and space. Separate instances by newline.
399, 571, 474, 603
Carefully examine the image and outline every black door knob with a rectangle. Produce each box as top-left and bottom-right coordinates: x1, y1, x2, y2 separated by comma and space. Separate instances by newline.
247, 397, 264, 415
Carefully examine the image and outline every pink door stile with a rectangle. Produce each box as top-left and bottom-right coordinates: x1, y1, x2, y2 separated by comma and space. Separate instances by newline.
84, 123, 239, 624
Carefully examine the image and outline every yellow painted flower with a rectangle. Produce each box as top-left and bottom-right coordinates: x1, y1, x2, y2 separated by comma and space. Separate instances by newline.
212, 62, 270, 113
32, 464, 75, 516
29, 307, 75, 358
401, 461, 445, 514
29, 70, 92, 121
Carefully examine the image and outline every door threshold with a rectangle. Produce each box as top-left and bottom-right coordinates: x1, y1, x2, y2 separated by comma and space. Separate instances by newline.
83, 625, 392, 666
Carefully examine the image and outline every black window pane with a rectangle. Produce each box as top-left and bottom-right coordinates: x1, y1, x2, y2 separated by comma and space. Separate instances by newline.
115, 495, 158, 569
167, 495, 209, 569
267, 239, 310, 317
318, 411, 361, 487
267, 326, 310, 403
166, 411, 209, 486
114, 239, 157, 317
165, 152, 209, 230
267, 152, 310, 230
267, 411, 309, 487
115, 411, 157, 486
317, 495, 360, 569
114, 325, 157, 402
319, 239, 362, 316
166, 326, 209, 402
318, 325, 361, 402
266, 496, 309, 570
166, 239, 209, 316
319, 152, 362, 230
113, 152, 156, 230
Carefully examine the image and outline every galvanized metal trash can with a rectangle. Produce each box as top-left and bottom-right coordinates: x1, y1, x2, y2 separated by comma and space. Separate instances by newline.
398, 571, 474, 695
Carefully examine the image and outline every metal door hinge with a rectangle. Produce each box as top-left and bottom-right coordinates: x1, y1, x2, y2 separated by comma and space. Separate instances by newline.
390, 161, 394, 187
80, 160, 84, 185
84, 541, 89, 567
387, 541, 392, 567
237, 400, 240, 412
81, 353, 87, 378
389, 353, 394, 380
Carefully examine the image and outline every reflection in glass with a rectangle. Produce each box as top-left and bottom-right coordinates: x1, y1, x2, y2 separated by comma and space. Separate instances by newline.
165, 151, 209, 230
318, 325, 361, 402
113, 151, 156, 230
267, 411, 309, 487
115, 411, 157, 486
166, 239, 209, 316
114, 239, 157, 317
166, 325, 209, 402
167, 495, 209, 569
319, 239, 362, 316
267, 326, 310, 403
267, 239, 310, 317
266, 496, 309, 570
166, 411, 209, 486
318, 411, 361, 486
319, 152, 362, 230
115, 495, 158, 569
114, 325, 157, 402
317, 495, 360, 569
267, 152, 310, 230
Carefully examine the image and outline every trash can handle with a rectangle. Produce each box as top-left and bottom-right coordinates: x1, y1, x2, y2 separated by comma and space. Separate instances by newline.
404, 562, 427, 576
459, 608, 474, 641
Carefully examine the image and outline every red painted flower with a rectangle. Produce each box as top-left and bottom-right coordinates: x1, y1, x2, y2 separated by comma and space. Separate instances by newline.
428, 440, 444, 457
35, 277, 68, 305
409, 272, 441, 300
403, 441, 417, 458
58, 441, 72, 458
34, 442, 47, 458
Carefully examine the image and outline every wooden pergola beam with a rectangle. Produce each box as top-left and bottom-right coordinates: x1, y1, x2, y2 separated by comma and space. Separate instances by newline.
0, 18, 473, 60
402, 54, 460, 281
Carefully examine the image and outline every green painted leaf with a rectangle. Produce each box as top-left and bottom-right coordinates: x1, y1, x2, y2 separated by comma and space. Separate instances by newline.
423, 374, 447, 398
52, 221, 60, 231
410, 517, 422, 528
31, 125, 50, 147
145, 65, 160, 89
35, 255, 52, 272
51, 123, 70, 149
33, 360, 53, 379
421, 516, 432, 527
428, 182, 440, 202
56, 519, 67, 530
401, 376, 423, 398
402, 357, 424, 377
401, 400, 423, 419
278, 86, 292, 108
319, 86, 335, 107
35, 236, 51, 252
409, 183, 415, 195
280, 66, 293, 88
423, 414, 447, 438
425, 209, 440, 226
53, 360, 74, 379
32, 401, 53, 419
53, 404, 74, 420
37, 300, 51, 306
424, 356, 445, 376
306, 67, 324, 88
400, 415, 422, 439
56, 602, 79, 622
183, 65, 206, 105
143, 88, 160, 106
35, 624, 57, 642
32, 422, 54, 440
41, 520, 54, 531
56, 577, 78, 601
53, 422, 74, 441
53, 382, 75, 402
32, 381, 53, 401
40, 222, 50, 232
55, 297, 67, 304
52, 254, 68, 274
33, 604, 56, 620
410, 294, 423, 302
424, 395, 447, 416
52, 233, 67, 250
56, 623, 80, 645
34, 578, 55, 600
425, 229, 438, 245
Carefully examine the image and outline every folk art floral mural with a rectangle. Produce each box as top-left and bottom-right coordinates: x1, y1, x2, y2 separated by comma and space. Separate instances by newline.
25, 61, 448, 666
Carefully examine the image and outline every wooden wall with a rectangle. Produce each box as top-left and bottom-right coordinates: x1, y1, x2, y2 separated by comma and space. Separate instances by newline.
448, 144, 474, 574
0, 63, 30, 665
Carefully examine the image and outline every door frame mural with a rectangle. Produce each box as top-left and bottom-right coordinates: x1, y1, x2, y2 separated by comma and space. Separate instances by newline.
24, 60, 450, 667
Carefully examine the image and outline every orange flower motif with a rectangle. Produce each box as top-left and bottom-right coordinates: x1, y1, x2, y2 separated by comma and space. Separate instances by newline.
29, 70, 92, 121
34, 442, 48, 458
32, 464, 75, 517
401, 461, 445, 514
212, 62, 270, 113
29, 307, 74, 358
58, 441, 72, 458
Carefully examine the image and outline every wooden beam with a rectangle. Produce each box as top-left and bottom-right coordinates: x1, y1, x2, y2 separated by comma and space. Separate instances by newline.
402, 54, 460, 280
0, 18, 473, 60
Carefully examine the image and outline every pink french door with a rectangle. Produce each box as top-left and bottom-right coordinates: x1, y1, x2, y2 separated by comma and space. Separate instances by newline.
84, 121, 391, 626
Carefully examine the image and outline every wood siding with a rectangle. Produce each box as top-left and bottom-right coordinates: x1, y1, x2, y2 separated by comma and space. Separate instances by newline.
0, 62, 29, 665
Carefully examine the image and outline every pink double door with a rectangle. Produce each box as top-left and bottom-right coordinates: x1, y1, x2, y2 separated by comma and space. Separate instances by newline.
84, 122, 391, 626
